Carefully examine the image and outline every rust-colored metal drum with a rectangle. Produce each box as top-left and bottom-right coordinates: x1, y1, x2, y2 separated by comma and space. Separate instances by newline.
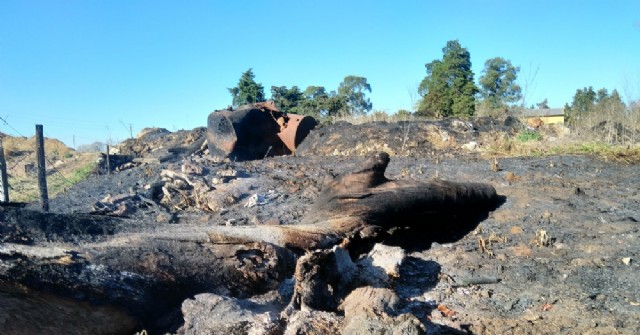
207, 102, 317, 160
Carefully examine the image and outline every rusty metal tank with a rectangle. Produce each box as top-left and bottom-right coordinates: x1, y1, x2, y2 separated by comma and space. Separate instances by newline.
207, 101, 317, 160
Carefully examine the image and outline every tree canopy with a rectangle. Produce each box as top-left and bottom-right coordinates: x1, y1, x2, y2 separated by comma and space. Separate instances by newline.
417, 40, 478, 117
268, 84, 349, 118
338, 75, 372, 116
296, 86, 331, 118
228, 70, 372, 119
479, 57, 522, 107
565, 87, 625, 124
566, 87, 597, 117
536, 98, 550, 109
228, 69, 266, 107
271, 85, 304, 113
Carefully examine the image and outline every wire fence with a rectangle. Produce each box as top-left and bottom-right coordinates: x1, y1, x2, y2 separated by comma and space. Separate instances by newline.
4, 150, 39, 202
0, 117, 107, 209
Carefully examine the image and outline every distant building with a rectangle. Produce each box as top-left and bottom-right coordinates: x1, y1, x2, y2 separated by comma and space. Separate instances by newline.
521, 108, 565, 124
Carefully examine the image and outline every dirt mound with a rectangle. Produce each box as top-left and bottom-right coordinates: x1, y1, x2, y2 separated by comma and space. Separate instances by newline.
136, 127, 171, 142
298, 117, 521, 157
115, 127, 207, 162
1, 134, 74, 158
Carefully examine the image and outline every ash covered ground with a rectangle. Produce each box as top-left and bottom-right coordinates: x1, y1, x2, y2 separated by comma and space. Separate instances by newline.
1, 118, 639, 335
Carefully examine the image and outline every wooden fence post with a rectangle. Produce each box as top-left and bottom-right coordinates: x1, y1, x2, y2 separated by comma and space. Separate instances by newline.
106, 145, 111, 175
36, 125, 49, 211
0, 137, 9, 203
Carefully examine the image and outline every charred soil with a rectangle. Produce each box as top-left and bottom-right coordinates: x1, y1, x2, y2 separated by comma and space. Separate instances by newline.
1, 118, 639, 335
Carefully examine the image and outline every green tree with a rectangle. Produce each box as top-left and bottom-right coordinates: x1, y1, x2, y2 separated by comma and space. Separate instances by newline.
479, 57, 522, 107
565, 87, 596, 123
608, 89, 624, 105
299, 86, 328, 118
228, 69, 266, 107
270, 85, 304, 113
295, 87, 325, 118
597, 89, 625, 114
565, 87, 626, 124
417, 40, 478, 117
416, 58, 450, 117
337, 75, 372, 115
325, 92, 348, 117
304, 86, 328, 101
289, 86, 345, 118
536, 98, 550, 109
394, 109, 413, 120
595, 88, 609, 103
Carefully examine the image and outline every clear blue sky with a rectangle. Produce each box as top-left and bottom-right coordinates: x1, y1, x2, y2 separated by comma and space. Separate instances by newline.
1, 1, 639, 147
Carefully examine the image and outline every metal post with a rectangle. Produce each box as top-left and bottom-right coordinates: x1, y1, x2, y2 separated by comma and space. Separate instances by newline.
0, 137, 9, 202
36, 125, 49, 211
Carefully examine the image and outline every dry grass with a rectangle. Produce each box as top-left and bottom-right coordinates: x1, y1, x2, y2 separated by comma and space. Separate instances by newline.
2, 135, 74, 159
549, 142, 640, 164
482, 131, 640, 164
2, 134, 101, 202
482, 131, 547, 157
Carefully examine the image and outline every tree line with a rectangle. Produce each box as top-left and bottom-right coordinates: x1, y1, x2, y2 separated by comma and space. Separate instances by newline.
564, 87, 626, 124
227, 39, 524, 119
563, 86, 640, 145
227, 39, 636, 123
228, 69, 372, 119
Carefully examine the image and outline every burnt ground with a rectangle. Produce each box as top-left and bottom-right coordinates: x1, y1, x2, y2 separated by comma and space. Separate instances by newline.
1, 118, 640, 334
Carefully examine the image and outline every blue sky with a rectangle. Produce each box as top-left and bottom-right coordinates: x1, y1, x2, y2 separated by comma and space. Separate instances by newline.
1, 1, 639, 147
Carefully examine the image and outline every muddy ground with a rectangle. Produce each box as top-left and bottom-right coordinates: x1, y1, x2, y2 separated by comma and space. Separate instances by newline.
1, 118, 639, 334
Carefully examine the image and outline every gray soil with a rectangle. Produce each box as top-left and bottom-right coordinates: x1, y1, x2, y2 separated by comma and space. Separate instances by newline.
1, 118, 639, 334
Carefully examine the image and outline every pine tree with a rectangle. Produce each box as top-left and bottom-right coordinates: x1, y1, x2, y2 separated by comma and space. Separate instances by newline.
228, 69, 266, 107
417, 40, 478, 117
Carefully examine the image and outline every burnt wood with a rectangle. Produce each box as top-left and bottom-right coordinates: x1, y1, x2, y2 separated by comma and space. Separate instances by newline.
0, 152, 500, 332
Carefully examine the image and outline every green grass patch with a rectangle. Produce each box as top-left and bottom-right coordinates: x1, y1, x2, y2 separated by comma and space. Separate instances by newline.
516, 130, 542, 142
8, 161, 97, 203
48, 161, 97, 195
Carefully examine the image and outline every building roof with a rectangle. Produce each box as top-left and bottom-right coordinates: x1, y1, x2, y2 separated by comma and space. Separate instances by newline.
521, 108, 565, 117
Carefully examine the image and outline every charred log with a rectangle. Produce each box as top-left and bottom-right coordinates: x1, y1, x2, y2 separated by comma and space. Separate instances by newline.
0, 152, 501, 333
281, 152, 501, 251
0, 221, 295, 333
